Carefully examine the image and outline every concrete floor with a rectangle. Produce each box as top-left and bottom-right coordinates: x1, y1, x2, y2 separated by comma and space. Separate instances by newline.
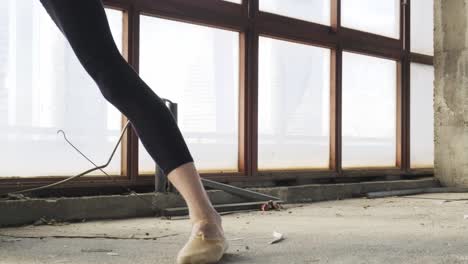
1, 193, 468, 264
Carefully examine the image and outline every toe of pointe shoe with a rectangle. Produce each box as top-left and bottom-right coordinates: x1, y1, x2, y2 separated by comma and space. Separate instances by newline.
176, 236, 229, 264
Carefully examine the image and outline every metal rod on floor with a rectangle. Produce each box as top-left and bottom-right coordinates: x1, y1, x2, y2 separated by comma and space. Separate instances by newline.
162, 201, 273, 217
201, 178, 281, 201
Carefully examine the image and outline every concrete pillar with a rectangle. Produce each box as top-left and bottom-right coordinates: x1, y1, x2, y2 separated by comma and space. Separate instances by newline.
434, 0, 468, 187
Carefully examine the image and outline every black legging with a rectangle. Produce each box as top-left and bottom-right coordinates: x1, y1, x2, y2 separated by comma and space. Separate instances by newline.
39, 0, 194, 175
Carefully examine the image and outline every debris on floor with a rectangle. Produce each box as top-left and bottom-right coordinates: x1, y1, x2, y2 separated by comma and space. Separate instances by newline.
1, 193, 31, 201
33, 217, 69, 226
81, 249, 113, 253
261, 200, 283, 211
269, 231, 284, 244
0, 237, 22, 243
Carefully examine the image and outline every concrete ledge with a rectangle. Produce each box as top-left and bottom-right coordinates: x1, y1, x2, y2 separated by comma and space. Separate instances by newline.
0, 177, 439, 227
266, 177, 440, 203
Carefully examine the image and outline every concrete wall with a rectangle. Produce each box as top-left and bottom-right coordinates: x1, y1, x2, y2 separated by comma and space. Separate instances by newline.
434, 0, 468, 187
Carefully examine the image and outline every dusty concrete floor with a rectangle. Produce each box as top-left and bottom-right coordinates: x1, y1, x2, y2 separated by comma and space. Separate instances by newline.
1, 193, 468, 264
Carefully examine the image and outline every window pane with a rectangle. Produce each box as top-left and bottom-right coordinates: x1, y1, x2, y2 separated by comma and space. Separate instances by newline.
342, 0, 400, 38
411, 63, 434, 168
0, 1, 123, 177
258, 37, 330, 170
411, 0, 434, 55
259, 0, 330, 25
223, 0, 241, 3
342, 52, 397, 168
139, 16, 239, 173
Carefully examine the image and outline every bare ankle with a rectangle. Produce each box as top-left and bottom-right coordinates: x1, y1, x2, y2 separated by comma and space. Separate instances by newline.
190, 209, 221, 225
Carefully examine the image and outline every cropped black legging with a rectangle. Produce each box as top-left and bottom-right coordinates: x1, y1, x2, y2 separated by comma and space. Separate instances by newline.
39, 0, 194, 175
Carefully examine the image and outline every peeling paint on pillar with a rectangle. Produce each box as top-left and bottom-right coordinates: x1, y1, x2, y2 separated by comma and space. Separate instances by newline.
434, 0, 468, 186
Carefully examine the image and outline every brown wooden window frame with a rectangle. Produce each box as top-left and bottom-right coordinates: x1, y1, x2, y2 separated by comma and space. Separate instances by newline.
0, 0, 434, 193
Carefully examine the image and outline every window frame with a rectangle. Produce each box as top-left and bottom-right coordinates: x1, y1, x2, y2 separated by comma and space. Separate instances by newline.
1, 0, 434, 193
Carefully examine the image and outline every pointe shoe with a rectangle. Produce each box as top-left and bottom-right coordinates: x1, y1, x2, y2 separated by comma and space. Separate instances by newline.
176, 222, 228, 264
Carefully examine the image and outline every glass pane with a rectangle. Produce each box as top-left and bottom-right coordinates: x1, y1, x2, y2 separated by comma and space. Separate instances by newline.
0, 1, 123, 177
259, 0, 330, 25
411, 0, 434, 55
342, 0, 400, 38
223, 0, 241, 3
139, 15, 239, 173
410, 63, 434, 168
342, 52, 397, 168
258, 37, 330, 170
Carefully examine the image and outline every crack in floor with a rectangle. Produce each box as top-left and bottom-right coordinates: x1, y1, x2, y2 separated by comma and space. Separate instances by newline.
0, 233, 180, 241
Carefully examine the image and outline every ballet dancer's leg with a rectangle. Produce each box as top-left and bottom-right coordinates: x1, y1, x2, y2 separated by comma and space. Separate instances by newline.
39, 0, 227, 262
